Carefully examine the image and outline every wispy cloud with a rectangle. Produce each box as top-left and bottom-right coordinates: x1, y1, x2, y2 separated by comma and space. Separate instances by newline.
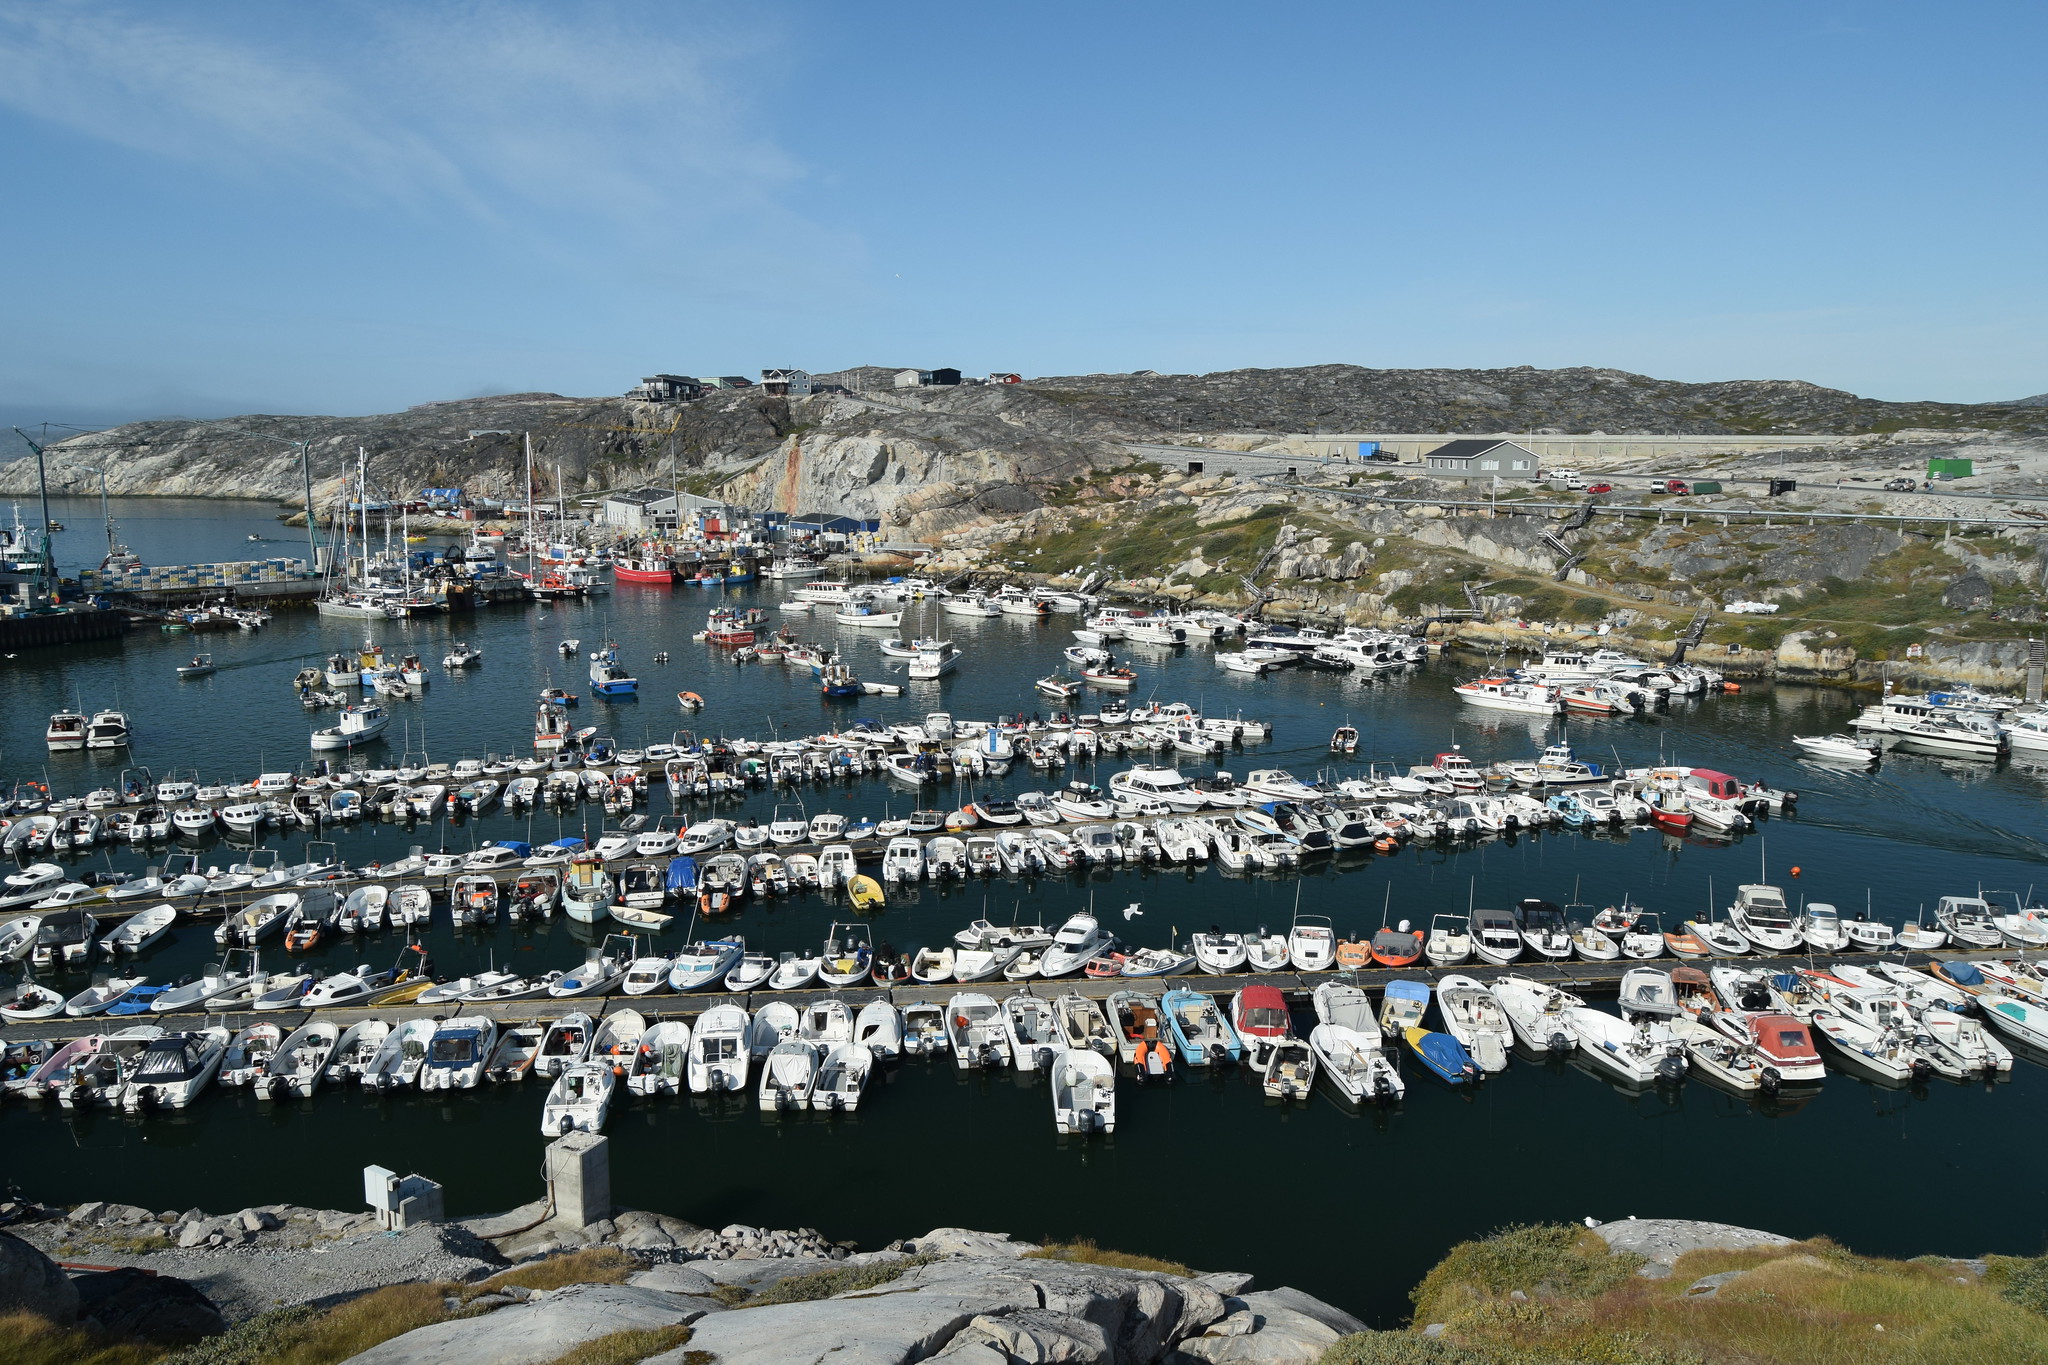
0, 1, 818, 245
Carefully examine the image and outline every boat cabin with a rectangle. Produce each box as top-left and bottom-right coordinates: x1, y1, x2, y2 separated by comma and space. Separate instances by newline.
1235, 986, 1291, 1040
1682, 769, 1742, 801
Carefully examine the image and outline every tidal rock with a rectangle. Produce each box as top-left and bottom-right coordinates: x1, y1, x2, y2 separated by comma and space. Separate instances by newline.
67, 1202, 109, 1225
240, 1208, 282, 1233
342, 1283, 700, 1365
0, 1231, 78, 1322
74, 1267, 226, 1343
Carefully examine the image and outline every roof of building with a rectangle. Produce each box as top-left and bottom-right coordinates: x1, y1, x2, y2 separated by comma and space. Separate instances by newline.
1427, 438, 1534, 463
604, 487, 679, 506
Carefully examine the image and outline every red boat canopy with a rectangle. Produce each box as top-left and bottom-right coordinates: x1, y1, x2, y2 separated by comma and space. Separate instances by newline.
1684, 769, 1741, 799
1236, 985, 1290, 1037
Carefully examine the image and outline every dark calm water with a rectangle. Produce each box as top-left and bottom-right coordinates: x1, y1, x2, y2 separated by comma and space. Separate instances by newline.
7, 497, 2048, 1324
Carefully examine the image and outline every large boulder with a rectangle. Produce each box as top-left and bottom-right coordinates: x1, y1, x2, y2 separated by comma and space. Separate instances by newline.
1167, 1288, 1366, 1364
1591, 1219, 1794, 1279
74, 1267, 226, 1344
341, 1284, 702, 1365
0, 1230, 78, 1323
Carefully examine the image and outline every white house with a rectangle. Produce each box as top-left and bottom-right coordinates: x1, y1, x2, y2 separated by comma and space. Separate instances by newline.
760, 369, 812, 396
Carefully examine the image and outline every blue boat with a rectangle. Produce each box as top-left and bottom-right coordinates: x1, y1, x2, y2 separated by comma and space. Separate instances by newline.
1161, 988, 1243, 1066
665, 855, 699, 898
1404, 1028, 1479, 1084
588, 643, 638, 697
106, 982, 173, 1016
820, 663, 862, 698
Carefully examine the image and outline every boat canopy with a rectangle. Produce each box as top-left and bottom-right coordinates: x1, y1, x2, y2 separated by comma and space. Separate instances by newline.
1946, 962, 1985, 987
1384, 979, 1431, 1004
487, 840, 532, 858
665, 856, 698, 892
547, 837, 587, 851
1683, 769, 1741, 798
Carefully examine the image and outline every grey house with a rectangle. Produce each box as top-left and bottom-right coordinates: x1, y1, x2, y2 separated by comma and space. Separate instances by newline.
1422, 439, 1541, 481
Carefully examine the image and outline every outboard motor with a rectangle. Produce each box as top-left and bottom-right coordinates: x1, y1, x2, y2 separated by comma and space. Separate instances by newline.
1657, 1046, 1687, 1083
1758, 1065, 1782, 1095
1546, 1030, 1571, 1054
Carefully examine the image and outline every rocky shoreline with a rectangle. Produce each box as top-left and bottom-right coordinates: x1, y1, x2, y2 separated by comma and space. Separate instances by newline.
2, 1195, 1367, 1363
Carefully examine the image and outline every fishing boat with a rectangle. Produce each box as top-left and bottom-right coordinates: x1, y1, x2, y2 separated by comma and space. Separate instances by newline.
310, 702, 390, 751
587, 643, 637, 696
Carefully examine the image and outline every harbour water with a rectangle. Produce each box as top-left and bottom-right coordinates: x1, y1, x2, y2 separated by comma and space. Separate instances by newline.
8, 497, 2048, 1324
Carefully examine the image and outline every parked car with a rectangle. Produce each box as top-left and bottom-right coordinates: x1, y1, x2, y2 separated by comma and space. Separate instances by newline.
1585, 482, 1612, 495
1884, 477, 1916, 491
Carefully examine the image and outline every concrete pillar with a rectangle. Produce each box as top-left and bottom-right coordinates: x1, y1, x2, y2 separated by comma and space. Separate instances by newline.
547, 1132, 611, 1228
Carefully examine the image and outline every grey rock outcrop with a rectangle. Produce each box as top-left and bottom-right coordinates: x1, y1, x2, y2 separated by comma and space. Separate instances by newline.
1591, 1218, 1795, 1279
1168, 1288, 1368, 1364
344, 1283, 702, 1365
0, 1230, 78, 1322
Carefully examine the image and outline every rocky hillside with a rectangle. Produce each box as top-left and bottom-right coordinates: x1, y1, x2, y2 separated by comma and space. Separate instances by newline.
8, 365, 2042, 536
1024, 364, 2048, 437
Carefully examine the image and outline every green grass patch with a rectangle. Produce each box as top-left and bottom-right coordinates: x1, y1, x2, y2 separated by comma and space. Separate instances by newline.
1024, 1239, 1193, 1277
472, 1248, 640, 1298
534, 1324, 696, 1365
745, 1254, 935, 1305
1412, 1225, 1644, 1325
0, 1312, 167, 1365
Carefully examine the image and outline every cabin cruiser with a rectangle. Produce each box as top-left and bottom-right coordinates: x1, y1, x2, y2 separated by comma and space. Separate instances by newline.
1727, 884, 1801, 953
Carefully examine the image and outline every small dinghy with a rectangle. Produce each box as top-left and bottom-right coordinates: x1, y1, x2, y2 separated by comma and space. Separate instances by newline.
1259, 1036, 1316, 1099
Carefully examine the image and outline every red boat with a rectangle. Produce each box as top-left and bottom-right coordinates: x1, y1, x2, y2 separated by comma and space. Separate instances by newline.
1648, 790, 1694, 832
1713, 1010, 1826, 1085
613, 557, 677, 585
1231, 985, 1292, 1060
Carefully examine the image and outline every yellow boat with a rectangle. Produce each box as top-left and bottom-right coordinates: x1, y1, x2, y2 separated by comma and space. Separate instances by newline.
847, 875, 885, 911
367, 976, 436, 1006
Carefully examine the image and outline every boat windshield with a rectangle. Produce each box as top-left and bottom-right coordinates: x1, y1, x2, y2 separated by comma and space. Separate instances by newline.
430, 1036, 476, 1063
1241, 1007, 1288, 1033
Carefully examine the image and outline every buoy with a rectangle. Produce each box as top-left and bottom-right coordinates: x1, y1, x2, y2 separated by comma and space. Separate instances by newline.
1790, 866, 1802, 877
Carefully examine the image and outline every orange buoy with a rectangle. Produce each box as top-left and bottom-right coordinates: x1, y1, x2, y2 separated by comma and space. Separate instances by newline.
1790, 866, 1802, 877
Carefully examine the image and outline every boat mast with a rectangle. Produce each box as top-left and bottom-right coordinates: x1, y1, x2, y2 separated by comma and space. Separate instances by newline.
524, 432, 536, 584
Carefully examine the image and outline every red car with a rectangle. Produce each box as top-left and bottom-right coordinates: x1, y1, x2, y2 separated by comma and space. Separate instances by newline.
1585, 482, 1612, 494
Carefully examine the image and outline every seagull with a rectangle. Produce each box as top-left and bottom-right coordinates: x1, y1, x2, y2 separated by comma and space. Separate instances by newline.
1584, 1216, 1598, 1228
1122, 903, 1143, 920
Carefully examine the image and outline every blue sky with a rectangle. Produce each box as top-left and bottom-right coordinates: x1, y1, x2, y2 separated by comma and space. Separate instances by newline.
2, 1, 2043, 422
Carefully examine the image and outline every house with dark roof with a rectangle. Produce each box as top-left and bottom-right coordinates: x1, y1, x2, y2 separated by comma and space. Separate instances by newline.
601, 487, 680, 529
1422, 439, 1541, 481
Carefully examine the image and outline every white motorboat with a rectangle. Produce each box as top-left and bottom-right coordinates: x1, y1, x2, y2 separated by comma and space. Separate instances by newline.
688, 1004, 751, 1094
999, 994, 1059, 1071
853, 1000, 903, 1059
1727, 884, 1801, 953
1935, 895, 2005, 950
259, 1018, 340, 1100
149, 953, 259, 1013
1566, 1005, 1687, 1085
542, 1062, 616, 1134
758, 1040, 820, 1110
1191, 930, 1247, 974
1039, 912, 1107, 977
329, 1019, 391, 1084
417, 1016, 498, 1091
483, 1024, 544, 1083
547, 936, 633, 997
669, 938, 745, 991
1050, 1048, 1115, 1134
64, 975, 148, 1018
769, 949, 825, 991
1259, 1036, 1316, 1100
1792, 733, 1878, 763
811, 1042, 872, 1111
1434, 975, 1512, 1072
120, 1028, 229, 1110
1492, 973, 1582, 1054
945, 992, 1010, 1069
1800, 902, 1851, 952
1424, 914, 1473, 967
1454, 677, 1561, 714
1287, 914, 1336, 972
2, 981, 67, 1022
361, 1017, 438, 1090
1470, 909, 1525, 966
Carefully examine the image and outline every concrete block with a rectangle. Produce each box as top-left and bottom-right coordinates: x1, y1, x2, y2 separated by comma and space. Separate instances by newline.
546, 1133, 610, 1228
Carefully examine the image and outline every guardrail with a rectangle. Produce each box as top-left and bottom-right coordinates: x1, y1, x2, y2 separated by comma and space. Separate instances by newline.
1276, 484, 2048, 531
